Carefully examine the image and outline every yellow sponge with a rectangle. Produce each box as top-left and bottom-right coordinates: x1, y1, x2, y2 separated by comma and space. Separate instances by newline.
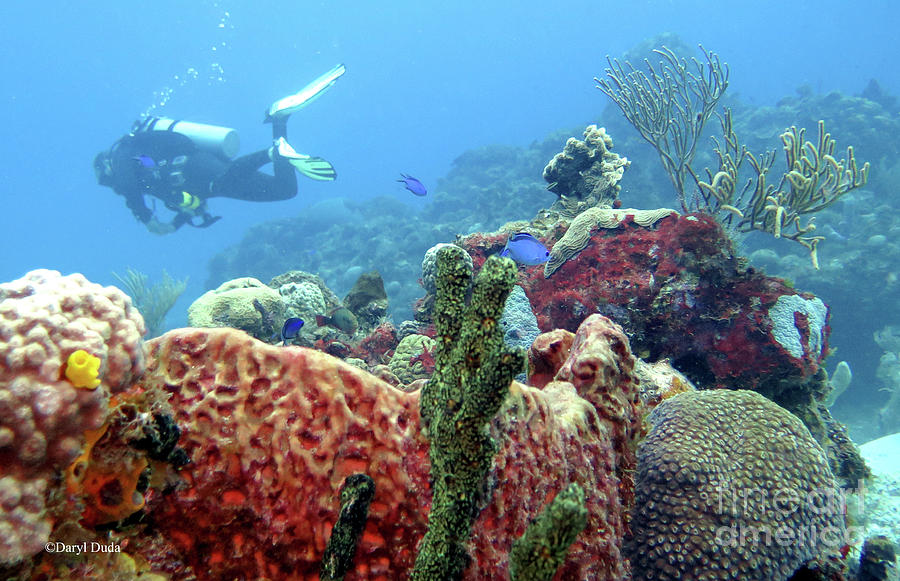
65, 349, 101, 389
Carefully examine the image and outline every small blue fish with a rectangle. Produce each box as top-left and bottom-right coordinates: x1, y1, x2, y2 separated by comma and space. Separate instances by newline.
280, 317, 305, 345
499, 232, 550, 266
133, 155, 155, 168
397, 173, 427, 196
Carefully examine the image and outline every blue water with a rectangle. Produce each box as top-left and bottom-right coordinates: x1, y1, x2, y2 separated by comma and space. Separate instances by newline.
1, 0, 896, 314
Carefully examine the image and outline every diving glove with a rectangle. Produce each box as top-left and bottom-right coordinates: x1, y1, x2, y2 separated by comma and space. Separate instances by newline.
265, 63, 346, 122
146, 218, 176, 235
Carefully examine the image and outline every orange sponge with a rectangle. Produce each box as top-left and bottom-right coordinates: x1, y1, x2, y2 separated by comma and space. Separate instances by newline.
66, 423, 148, 526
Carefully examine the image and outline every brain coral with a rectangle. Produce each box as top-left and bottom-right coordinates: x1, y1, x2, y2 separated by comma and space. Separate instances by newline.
388, 333, 436, 384
133, 313, 639, 580
629, 389, 846, 580
187, 276, 284, 339
0, 269, 146, 563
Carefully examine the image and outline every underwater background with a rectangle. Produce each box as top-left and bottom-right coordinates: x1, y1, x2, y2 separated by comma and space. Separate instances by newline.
2, 1, 900, 460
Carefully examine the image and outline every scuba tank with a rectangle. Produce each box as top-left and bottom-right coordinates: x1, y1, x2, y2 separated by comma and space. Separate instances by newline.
134, 117, 240, 158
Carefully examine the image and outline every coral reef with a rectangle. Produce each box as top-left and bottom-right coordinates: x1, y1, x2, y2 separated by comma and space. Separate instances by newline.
508, 483, 588, 581
111, 268, 187, 338
125, 305, 641, 579
0, 270, 145, 564
187, 276, 284, 340
458, 212, 872, 482
206, 196, 443, 323
543, 206, 677, 276
500, 285, 541, 360
874, 325, 900, 433
320, 473, 376, 581
542, 124, 630, 216
187, 270, 372, 347
411, 248, 524, 579
10, 37, 895, 578
205, 133, 562, 324
201, 67, 900, 444
717, 84, 900, 436
465, 214, 818, 394
344, 270, 389, 330
630, 389, 846, 580
388, 333, 436, 385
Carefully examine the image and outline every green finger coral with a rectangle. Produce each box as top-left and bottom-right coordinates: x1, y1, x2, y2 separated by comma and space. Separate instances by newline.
411, 245, 525, 581
509, 483, 588, 581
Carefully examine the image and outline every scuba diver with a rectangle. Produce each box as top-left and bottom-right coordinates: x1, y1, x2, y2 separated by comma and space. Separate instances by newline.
94, 64, 345, 234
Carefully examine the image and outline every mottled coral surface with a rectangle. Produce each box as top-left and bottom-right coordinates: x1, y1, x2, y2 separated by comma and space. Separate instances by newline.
134, 315, 639, 580
0, 270, 145, 564
630, 389, 846, 580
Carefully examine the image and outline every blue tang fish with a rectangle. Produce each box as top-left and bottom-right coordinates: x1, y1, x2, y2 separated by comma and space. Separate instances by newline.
280, 317, 305, 345
499, 232, 550, 266
398, 173, 427, 196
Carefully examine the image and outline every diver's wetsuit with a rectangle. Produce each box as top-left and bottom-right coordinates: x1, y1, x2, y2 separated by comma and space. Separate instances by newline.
101, 120, 296, 230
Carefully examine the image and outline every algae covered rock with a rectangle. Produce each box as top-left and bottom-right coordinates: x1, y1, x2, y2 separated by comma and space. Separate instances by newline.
345, 270, 389, 329
269, 271, 342, 311
187, 277, 283, 339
